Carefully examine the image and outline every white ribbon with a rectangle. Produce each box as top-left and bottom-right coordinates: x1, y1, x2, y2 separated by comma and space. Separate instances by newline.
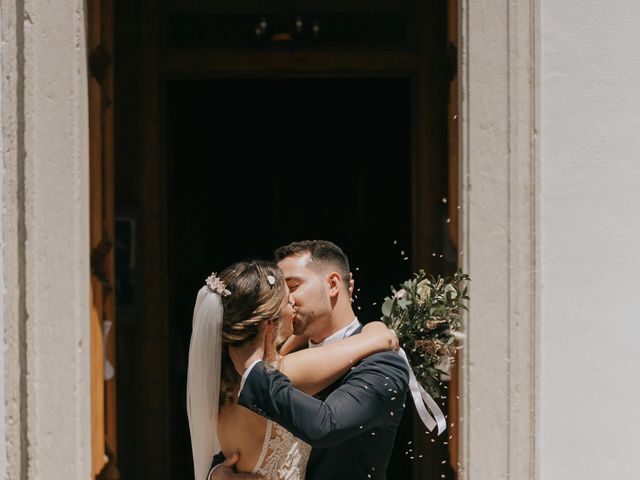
397, 348, 447, 435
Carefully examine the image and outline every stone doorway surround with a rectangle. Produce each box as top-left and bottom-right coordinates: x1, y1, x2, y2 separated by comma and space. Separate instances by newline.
0, 1, 539, 479
1, 0, 92, 478
458, 0, 540, 479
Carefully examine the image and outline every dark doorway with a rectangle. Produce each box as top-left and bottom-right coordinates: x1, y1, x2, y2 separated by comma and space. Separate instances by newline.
166, 78, 414, 478
114, 2, 456, 479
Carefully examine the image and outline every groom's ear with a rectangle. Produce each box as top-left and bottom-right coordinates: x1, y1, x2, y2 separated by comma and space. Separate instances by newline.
327, 271, 342, 298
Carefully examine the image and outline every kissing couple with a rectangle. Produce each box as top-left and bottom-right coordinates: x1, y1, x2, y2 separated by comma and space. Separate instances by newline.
187, 240, 410, 480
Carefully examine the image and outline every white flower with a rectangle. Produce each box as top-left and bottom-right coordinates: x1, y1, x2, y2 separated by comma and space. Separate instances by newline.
266, 275, 276, 285
394, 289, 407, 299
416, 279, 432, 302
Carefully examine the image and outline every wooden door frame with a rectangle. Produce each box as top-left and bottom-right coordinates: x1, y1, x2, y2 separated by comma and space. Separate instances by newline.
88, 0, 119, 478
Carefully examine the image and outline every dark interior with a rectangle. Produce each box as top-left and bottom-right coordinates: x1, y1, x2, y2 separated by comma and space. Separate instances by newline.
166, 78, 415, 478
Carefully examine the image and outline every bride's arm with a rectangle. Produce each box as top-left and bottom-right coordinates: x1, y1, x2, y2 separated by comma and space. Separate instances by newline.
278, 321, 397, 396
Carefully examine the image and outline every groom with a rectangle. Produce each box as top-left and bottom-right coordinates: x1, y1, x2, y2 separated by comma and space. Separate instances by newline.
211, 240, 410, 480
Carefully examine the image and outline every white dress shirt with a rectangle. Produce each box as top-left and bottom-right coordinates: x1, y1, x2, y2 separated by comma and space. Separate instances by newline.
308, 317, 361, 348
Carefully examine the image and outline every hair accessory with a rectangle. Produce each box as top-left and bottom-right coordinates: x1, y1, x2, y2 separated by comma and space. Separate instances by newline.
266, 275, 276, 286
205, 273, 231, 297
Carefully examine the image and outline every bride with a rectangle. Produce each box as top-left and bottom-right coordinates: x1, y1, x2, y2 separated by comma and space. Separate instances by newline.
187, 260, 397, 480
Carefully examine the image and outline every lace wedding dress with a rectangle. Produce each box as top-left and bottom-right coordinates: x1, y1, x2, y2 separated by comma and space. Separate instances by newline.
251, 420, 312, 480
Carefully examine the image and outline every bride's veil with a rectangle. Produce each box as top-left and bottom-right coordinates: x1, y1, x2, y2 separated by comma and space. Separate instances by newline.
187, 286, 223, 480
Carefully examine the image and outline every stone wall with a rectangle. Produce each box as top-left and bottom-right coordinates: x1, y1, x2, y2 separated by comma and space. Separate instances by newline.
1, 0, 91, 478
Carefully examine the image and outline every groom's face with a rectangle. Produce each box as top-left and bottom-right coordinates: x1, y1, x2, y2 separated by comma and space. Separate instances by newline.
277, 253, 332, 338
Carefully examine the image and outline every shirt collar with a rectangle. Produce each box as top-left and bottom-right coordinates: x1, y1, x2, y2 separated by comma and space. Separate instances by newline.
309, 317, 361, 348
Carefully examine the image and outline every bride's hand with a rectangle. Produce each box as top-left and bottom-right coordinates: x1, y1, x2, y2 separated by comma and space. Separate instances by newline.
279, 334, 309, 356
362, 321, 399, 351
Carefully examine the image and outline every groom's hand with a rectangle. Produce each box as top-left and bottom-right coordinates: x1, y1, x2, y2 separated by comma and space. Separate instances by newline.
210, 453, 263, 480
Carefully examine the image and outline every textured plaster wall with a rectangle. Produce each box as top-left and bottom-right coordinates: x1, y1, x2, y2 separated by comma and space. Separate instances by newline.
540, 1, 640, 478
0, 9, 6, 474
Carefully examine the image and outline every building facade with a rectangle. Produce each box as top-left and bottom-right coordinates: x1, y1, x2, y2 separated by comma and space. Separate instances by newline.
0, 0, 639, 478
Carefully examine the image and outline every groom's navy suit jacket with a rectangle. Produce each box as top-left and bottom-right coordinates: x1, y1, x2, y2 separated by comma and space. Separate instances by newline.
238, 327, 410, 480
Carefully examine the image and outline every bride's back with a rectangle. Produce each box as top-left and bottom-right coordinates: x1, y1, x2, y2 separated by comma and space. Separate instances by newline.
187, 261, 289, 479
213, 261, 287, 473
217, 402, 268, 473
219, 399, 311, 480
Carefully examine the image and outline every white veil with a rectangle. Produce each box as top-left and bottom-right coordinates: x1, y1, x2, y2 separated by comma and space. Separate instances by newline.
187, 285, 223, 480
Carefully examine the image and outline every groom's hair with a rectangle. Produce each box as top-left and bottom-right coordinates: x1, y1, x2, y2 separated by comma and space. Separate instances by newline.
274, 240, 350, 288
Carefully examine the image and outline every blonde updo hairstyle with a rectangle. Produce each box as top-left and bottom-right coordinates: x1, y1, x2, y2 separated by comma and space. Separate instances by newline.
218, 260, 286, 406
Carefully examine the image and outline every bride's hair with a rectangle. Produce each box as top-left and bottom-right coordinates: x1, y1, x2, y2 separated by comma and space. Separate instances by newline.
218, 260, 286, 406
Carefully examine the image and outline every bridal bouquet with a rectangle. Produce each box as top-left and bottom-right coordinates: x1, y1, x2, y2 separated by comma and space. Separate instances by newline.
381, 270, 469, 399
